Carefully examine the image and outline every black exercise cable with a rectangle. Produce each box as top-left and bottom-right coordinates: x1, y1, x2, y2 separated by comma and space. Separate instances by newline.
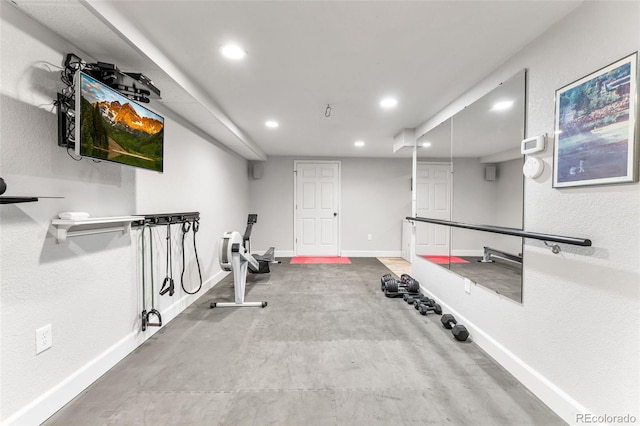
160, 222, 175, 296
180, 218, 203, 294
141, 226, 148, 331
146, 224, 162, 326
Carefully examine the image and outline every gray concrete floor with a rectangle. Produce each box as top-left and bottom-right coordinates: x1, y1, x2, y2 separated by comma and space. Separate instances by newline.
44, 258, 564, 425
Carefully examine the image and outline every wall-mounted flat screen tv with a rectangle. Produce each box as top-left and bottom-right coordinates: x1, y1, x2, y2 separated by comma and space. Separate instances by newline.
75, 72, 164, 172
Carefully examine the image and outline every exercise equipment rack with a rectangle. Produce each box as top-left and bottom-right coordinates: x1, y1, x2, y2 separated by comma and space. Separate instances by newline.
131, 212, 200, 227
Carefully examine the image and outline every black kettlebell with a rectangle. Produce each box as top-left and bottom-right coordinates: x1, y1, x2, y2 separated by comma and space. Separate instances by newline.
0, 177, 6, 195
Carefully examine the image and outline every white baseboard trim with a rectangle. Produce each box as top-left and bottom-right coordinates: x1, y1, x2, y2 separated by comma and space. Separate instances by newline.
417, 284, 589, 425
274, 250, 294, 258
341, 250, 402, 257
252, 249, 294, 258
3, 270, 229, 426
270, 250, 402, 258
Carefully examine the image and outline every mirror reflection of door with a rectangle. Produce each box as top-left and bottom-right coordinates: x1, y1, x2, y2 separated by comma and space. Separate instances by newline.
415, 162, 451, 258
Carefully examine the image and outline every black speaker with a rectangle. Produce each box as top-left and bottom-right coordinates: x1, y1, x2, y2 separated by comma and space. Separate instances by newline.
484, 166, 496, 181
250, 162, 265, 179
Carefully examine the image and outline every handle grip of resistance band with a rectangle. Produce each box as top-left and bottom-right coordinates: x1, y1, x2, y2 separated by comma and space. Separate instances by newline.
141, 310, 147, 332
160, 277, 174, 296
146, 309, 162, 327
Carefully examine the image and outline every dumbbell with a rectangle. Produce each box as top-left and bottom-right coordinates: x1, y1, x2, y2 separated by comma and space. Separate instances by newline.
441, 314, 469, 341
405, 277, 420, 293
403, 293, 416, 302
400, 275, 420, 292
413, 296, 434, 310
380, 274, 393, 291
395, 274, 416, 286
399, 273, 413, 283
404, 294, 428, 304
418, 302, 442, 316
382, 277, 400, 292
381, 275, 402, 292
380, 272, 421, 294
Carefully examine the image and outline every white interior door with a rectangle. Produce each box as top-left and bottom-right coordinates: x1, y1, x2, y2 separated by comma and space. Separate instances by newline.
415, 162, 451, 256
294, 161, 340, 256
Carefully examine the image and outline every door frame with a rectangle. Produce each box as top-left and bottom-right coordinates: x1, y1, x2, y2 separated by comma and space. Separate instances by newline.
293, 160, 342, 256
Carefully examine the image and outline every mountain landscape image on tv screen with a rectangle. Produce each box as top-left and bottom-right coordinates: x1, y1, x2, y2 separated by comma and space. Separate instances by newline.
78, 73, 164, 172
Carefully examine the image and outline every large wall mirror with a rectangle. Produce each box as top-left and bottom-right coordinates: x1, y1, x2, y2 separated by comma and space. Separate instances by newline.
414, 69, 526, 303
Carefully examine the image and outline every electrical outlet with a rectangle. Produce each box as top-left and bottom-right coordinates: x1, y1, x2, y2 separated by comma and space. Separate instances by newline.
36, 324, 52, 354
367, 234, 372, 241
464, 278, 472, 294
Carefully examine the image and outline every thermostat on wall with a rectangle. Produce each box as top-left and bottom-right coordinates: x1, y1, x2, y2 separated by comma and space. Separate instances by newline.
523, 157, 544, 179
521, 134, 546, 155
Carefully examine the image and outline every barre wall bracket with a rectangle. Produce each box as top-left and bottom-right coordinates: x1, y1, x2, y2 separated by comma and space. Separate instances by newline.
544, 241, 561, 254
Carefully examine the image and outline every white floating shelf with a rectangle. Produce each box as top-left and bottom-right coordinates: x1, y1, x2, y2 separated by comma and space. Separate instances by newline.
51, 216, 144, 243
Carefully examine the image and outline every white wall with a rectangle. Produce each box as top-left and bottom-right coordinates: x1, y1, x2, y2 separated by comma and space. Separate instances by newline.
493, 158, 525, 255
249, 156, 412, 257
494, 158, 524, 229
245, 157, 296, 255
451, 157, 499, 254
451, 157, 523, 255
413, 2, 640, 424
0, 4, 249, 424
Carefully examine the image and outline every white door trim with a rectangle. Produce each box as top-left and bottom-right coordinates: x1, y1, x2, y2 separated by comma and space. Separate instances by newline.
293, 160, 341, 256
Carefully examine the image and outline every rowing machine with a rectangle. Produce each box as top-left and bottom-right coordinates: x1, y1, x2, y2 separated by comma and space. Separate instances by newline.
210, 231, 267, 308
211, 214, 278, 309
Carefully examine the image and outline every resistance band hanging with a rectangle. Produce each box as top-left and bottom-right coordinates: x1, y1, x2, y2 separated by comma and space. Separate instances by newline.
141, 226, 148, 331
141, 225, 162, 331
180, 218, 203, 295
160, 222, 175, 296
145, 224, 162, 327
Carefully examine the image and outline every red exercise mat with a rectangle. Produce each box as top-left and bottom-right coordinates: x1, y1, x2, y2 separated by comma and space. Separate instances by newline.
421, 255, 469, 264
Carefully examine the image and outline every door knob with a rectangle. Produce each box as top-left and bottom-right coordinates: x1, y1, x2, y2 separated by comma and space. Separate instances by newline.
333, 212, 337, 217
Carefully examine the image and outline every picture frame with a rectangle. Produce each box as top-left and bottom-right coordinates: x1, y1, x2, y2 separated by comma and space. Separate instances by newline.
553, 52, 638, 188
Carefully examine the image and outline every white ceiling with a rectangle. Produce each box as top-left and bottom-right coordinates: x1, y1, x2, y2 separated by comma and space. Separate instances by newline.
11, 0, 582, 160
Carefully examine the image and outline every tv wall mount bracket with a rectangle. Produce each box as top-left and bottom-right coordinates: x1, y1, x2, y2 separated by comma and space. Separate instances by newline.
56, 53, 161, 149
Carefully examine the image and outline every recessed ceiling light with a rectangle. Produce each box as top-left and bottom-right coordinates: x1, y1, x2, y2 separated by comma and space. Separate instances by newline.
380, 97, 398, 109
354, 140, 365, 147
220, 43, 247, 60
491, 100, 514, 111
265, 120, 279, 128
422, 142, 432, 148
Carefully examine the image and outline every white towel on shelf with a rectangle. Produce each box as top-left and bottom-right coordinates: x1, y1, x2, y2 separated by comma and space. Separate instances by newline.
58, 212, 90, 220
